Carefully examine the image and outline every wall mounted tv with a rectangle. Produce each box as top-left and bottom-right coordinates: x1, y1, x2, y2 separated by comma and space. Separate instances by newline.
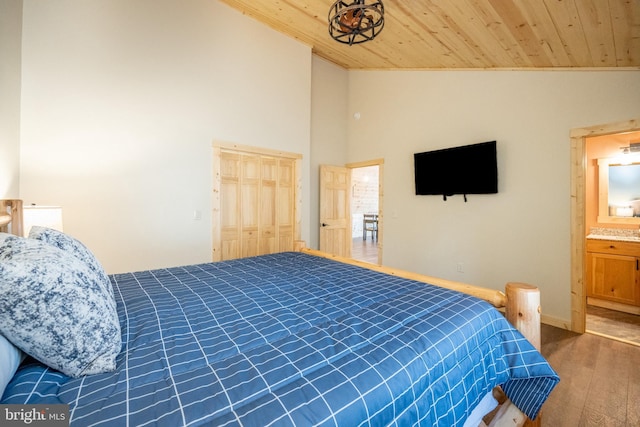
414, 140, 498, 201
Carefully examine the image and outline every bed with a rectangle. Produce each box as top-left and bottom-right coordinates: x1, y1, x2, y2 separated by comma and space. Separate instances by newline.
0, 199, 558, 426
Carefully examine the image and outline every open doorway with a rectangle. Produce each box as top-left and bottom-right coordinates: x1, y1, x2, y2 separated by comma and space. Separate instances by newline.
349, 162, 382, 264
319, 159, 384, 263
583, 131, 640, 346
570, 118, 640, 338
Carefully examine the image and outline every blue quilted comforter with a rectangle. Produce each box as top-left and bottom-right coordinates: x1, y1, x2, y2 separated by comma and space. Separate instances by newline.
2, 252, 558, 426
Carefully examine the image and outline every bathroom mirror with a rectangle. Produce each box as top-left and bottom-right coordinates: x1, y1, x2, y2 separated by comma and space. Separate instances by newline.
598, 157, 640, 224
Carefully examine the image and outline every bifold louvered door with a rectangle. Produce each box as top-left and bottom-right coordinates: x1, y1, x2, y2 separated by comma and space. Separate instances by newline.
213, 144, 300, 261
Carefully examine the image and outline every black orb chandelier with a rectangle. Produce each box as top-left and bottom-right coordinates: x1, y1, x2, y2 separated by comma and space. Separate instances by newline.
328, 0, 385, 45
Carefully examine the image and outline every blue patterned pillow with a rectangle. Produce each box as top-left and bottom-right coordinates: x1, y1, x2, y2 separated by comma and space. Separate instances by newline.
29, 226, 114, 299
0, 236, 121, 378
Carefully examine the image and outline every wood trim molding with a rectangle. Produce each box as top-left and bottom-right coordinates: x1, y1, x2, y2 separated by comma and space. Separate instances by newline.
570, 117, 640, 333
213, 140, 302, 159
345, 158, 384, 168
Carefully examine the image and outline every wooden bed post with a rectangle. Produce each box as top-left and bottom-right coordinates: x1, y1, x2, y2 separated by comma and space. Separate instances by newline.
0, 199, 23, 237
502, 282, 542, 427
505, 282, 541, 351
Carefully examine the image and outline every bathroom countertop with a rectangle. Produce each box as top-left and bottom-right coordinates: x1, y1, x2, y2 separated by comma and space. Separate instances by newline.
587, 227, 640, 242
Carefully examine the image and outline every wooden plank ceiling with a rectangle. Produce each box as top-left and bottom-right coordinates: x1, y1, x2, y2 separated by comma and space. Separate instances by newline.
219, 0, 640, 70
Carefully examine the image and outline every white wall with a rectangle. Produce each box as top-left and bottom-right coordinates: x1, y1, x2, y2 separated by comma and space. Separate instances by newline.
346, 70, 640, 324
0, 0, 22, 198
19, 0, 312, 273
309, 56, 349, 248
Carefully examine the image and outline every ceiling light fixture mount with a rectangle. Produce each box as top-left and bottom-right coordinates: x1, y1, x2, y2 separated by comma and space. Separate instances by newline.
620, 142, 640, 154
328, 0, 384, 46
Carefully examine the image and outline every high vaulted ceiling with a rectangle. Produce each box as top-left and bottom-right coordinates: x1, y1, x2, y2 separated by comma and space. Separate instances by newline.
219, 0, 640, 70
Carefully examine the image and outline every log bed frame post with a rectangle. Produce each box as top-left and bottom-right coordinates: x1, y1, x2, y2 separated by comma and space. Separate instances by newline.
505, 283, 541, 351
294, 240, 542, 427
0, 199, 23, 237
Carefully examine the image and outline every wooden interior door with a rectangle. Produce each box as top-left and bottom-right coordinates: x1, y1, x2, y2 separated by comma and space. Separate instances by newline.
319, 165, 351, 257
213, 144, 301, 262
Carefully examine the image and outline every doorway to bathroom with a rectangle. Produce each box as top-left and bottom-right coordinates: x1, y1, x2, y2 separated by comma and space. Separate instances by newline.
570, 117, 640, 347
583, 130, 640, 346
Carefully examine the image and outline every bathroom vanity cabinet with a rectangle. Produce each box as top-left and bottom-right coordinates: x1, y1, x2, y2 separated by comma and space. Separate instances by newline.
586, 239, 640, 312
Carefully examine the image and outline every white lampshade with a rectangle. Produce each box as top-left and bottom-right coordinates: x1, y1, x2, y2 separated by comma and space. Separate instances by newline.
22, 206, 63, 237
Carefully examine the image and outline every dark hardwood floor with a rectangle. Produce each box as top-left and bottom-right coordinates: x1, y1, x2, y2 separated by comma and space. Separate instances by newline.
540, 324, 640, 426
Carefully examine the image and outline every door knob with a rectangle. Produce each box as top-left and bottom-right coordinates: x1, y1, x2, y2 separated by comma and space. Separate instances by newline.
321, 223, 329, 227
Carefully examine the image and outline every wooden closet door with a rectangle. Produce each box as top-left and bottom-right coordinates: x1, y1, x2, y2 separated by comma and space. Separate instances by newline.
260, 157, 277, 255
214, 145, 300, 262
277, 159, 295, 252
241, 154, 261, 258
219, 153, 241, 260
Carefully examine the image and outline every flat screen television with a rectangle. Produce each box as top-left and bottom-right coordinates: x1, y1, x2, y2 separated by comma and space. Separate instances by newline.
414, 141, 498, 200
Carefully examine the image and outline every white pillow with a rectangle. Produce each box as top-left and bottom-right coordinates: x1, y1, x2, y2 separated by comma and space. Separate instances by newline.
0, 333, 24, 397
0, 236, 121, 378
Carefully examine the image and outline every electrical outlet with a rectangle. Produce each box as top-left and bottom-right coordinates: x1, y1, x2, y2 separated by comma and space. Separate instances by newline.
456, 262, 464, 273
